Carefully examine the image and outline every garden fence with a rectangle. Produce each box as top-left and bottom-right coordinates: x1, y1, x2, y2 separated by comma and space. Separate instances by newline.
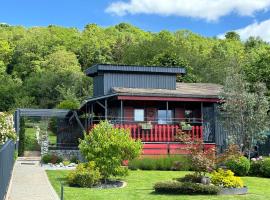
0, 140, 15, 200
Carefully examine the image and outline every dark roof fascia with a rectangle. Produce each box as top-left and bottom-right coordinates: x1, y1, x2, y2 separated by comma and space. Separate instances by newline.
79, 93, 118, 110
85, 64, 186, 77
115, 92, 220, 99
17, 109, 70, 117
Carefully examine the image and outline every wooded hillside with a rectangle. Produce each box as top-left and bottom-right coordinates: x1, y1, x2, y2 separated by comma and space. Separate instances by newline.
0, 23, 268, 111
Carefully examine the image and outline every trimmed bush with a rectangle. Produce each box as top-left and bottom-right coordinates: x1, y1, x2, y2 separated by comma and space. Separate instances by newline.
128, 156, 191, 171
67, 161, 101, 188
154, 181, 220, 195
249, 160, 263, 176
177, 173, 203, 183
41, 154, 63, 164
225, 156, 250, 176
261, 158, 270, 178
211, 168, 244, 188
70, 156, 80, 164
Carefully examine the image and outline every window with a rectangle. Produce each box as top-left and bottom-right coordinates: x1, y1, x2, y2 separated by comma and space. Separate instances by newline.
134, 109, 144, 121
158, 110, 173, 124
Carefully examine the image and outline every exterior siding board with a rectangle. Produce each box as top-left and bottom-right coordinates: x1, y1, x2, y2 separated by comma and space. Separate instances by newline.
103, 73, 176, 95
93, 75, 104, 97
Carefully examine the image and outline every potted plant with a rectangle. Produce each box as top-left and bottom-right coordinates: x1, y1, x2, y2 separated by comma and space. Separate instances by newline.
180, 121, 193, 131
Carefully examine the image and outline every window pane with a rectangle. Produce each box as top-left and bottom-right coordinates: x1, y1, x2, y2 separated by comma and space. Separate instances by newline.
134, 109, 144, 121
158, 110, 173, 124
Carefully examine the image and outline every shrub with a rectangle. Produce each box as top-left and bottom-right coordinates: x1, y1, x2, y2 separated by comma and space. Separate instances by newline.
67, 161, 101, 188
63, 160, 71, 166
249, 160, 263, 176
154, 181, 220, 195
211, 168, 244, 188
42, 154, 52, 164
128, 156, 191, 171
177, 173, 202, 183
79, 121, 142, 180
225, 156, 250, 176
70, 156, 80, 164
56, 99, 80, 110
261, 158, 270, 177
41, 154, 63, 164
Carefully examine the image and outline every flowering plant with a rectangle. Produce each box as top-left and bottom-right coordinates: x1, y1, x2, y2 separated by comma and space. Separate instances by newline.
0, 112, 16, 144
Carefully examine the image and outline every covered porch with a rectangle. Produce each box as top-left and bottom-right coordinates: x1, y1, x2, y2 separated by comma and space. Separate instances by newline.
79, 94, 218, 144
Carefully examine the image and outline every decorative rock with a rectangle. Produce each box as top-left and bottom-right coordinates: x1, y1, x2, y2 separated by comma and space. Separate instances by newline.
201, 177, 211, 185
218, 187, 248, 195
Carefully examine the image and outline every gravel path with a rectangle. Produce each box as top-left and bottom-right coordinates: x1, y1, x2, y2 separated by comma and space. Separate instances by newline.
6, 157, 59, 200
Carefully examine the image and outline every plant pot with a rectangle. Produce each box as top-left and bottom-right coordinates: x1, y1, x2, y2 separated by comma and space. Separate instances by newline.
218, 186, 248, 195
182, 126, 192, 131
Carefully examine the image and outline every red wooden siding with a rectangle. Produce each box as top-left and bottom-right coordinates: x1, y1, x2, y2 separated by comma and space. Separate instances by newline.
142, 143, 215, 155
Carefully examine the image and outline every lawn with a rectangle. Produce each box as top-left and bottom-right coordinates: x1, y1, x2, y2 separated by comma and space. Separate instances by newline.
46, 170, 270, 200
25, 128, 40, 151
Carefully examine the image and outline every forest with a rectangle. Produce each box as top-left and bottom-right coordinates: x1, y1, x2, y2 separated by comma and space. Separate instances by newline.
0, 22, 269, 111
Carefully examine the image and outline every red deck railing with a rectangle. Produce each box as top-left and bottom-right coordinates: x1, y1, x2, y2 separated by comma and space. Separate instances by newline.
114, 124, 203, 142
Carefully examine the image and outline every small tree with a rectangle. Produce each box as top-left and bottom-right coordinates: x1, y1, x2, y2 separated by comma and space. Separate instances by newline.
79, 121, 142, 181
220, 67, 269, 158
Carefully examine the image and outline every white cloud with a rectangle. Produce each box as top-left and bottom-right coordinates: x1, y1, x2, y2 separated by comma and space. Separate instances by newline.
235, 19, 270, 42
106, 0, 270, 21
218, 19, 270, 42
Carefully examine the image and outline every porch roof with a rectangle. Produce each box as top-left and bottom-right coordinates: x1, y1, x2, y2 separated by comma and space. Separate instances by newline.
112, 83, 222, 99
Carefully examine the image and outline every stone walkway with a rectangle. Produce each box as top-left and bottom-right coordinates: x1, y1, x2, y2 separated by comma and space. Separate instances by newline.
6, 157, 59, 200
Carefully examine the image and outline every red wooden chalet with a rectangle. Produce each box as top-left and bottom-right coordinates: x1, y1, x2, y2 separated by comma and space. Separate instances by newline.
67, 64, 223, 155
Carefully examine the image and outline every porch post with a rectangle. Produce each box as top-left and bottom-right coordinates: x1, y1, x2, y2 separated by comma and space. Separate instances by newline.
91, 103, 94, 125
120, 100, 123, 124
85, 103, 88, 129
201, 102, 204, 122
105, 99, 108, 120
166, 101, 169, 123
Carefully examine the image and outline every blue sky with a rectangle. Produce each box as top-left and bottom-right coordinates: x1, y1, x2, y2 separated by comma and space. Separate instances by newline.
2, 0, 270, 41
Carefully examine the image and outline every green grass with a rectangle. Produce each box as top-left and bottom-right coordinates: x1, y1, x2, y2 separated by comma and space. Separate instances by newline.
46, 170, 270, 200
25, 128, 40, 151
48, 131, 57, 145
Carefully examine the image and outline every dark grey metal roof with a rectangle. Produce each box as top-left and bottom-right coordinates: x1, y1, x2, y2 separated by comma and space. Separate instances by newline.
17, 109, 70, 117
112, 83, 223, 99
85, 64, 186, 77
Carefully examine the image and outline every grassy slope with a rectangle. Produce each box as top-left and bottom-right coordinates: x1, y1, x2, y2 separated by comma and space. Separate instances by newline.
46, 170, 270, 200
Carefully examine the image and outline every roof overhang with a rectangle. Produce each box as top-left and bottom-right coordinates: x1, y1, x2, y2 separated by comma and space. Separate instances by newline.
117, 95, 220, 103
85, 64, 186, 77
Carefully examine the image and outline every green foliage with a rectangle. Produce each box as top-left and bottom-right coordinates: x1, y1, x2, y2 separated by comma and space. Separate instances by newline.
211, 168, 244, 188
70, 156, 80, 164
225, 156, 250, 176
67, 161, 101, 188
18, 117, 25, 156
249, 160, 263, 176
177, 173, 203, 183
0, 112, 17, 145
154, 181, 220, 195
41, 154, 63, 164
56, 99, 80, 110
128, 156, 191, 171
79, 121, 142, 180
221, 67, 270, 154
261, 158, 270, 177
